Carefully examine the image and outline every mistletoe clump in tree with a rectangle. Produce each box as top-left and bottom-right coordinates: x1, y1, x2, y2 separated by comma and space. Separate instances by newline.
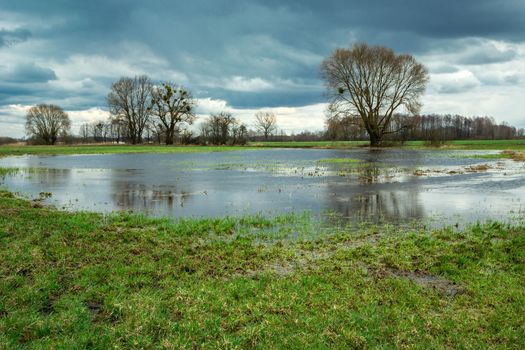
151, 82, 196, 145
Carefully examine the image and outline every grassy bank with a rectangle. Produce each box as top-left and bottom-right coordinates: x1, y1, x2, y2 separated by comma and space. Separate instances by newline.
0, 145, 251, 157
1, 139, 525, 158
1, 191, 524, 348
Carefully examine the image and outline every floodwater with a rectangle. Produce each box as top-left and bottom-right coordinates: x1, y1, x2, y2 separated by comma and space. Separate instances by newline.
0, 149, 524, 226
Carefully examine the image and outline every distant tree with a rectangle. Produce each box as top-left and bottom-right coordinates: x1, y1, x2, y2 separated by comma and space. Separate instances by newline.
0, 137, 18, 145
199, 112, 246, 145
90, 121, 105, 142
109, 115, 126, 144
325, 114, 365, 141
79, 123, 91, 143
231, 120, 248, 145
254, 111, 277, 140
179, 128, 194, 145
321, 43, 429, 146
25, 104, 71, 145
151, 82, 196, 145
208, 112, 235, 144
107, 75, 153, 144
149, 121, 165, 144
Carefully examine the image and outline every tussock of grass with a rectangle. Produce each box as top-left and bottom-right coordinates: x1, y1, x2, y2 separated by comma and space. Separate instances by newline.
0, 167, 19, 177
0, 191, 524, 348
502, 150, 525, 161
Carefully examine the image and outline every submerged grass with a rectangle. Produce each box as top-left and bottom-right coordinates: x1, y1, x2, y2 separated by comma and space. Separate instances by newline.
1, 191, 524, 349
317, 158, 361, 164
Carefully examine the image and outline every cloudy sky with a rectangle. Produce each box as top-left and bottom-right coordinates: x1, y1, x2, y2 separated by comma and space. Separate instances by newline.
1, 0, 524, 137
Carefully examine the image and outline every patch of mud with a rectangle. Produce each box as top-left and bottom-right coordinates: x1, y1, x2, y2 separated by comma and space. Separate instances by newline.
465, 164, 491, 172
383, 268, 466, 297
86, 300, 103, 314
412, 163, 504, 177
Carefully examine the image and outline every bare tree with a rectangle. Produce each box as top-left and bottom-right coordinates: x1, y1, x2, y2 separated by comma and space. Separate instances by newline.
254, 111, 277, 140
200, 112, 239, 144
151, 82, 196, 145
321, 43, 429, 146
90, 121, 105, 142
107, 75, 153, 144
79, 123, 91, 143
109, 115, 126, 144
25, 104, 71, 145
231, 121, 248, 145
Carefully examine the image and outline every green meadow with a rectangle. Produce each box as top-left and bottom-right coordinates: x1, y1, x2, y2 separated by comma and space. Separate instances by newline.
0, 191, 524, 349
1, 139, 524, 159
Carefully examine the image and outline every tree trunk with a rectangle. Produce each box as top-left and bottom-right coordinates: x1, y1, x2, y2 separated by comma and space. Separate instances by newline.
165, 129, 174, 145
369, 131, 382, 147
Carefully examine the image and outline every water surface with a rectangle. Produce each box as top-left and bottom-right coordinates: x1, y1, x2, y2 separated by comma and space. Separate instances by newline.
1, 149, 523, 226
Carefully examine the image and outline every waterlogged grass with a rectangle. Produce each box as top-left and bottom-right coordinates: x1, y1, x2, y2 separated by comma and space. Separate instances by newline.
1, 191, 524, 348
317, 158, 361, 164
455, 150, 525, 161
459, 153, 513, 160
0, 167, 19, 177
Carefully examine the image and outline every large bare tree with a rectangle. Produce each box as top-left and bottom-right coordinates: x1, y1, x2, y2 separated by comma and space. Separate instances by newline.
254, 111, 277, 140
25, 104, 71, 145
151, 82, 196, 145
107, 75, 153, 144
321, 43, 429, 146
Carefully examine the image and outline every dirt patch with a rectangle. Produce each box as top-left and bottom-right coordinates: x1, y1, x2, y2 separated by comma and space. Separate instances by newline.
413, 169, 427, 176
384, 268, 466, 297
86, 300, 103, 314
465, 164, 491, 172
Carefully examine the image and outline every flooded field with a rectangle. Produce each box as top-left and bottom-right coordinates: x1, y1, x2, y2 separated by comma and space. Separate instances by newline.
1, 148, 524, 226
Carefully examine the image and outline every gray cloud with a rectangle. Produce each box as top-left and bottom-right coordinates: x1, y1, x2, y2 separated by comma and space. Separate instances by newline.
2, 62, 57, 83
0, 0, 525, 136
0, 28, 30, 47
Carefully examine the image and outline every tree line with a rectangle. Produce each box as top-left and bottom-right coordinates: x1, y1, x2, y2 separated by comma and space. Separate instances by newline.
326, 113, 524, 143
23, 43, 524, 146
25, 75, 279, 145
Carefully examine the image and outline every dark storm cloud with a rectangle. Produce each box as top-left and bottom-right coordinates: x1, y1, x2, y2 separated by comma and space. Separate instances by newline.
0, 29, 31, 48
0, 0, 524, 130
0, 28, 30, 47
3, 63, 57, 83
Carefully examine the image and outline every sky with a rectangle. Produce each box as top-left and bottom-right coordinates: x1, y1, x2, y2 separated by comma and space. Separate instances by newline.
0, 0, 524, 137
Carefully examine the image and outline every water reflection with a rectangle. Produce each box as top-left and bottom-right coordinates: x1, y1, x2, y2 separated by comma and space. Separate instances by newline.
0, 149, 523, 225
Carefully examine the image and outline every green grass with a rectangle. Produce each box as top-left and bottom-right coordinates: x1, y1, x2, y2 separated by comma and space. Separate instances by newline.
0, 168, 19, 177
1, 139, 524, 158
1, 191, 524, 349
439, 139, 525, 150
0, 144, 251, 157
